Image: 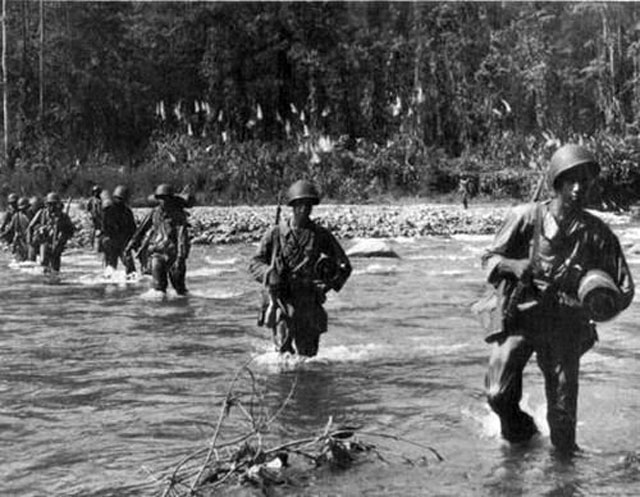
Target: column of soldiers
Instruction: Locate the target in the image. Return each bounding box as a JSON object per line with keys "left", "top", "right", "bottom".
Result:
{"left": 0, "top": 179, "right": 352, "bottom": 358}
{"left": 0, "top": 183, "right": 193, "bottom": 291}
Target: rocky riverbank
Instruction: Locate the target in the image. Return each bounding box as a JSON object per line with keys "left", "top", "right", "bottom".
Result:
{"left": 68, "top": 202, "right": 634, "bottom": 249}
{"left": 69, "top": 202, "right": 510, "bottom": 248}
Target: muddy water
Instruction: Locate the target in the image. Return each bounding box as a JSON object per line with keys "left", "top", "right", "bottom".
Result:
{"left": 1, "top": 221, "right": 639, "bottom": 496}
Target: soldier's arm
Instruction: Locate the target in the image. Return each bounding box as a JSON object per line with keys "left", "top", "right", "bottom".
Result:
{"left": 324, "top": 231, "right": 352, "bottom": 292}
{"left": 600, "top": 228, "right": 635, "bottom": 311}
{"left": 248, "top": 227, "right": 276, "bottom": 284}
{"left": 482, "top": 204, "right": 535, "bottom": 286}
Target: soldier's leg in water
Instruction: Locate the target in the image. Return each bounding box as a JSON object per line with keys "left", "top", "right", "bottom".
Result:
{"left": 485, "top": 335, "right": 537, "bottom": 443}
{"left": 28, "top": 243, "right": 38, "bottom": 262}
{"left": 536, "top": 336, "right": 581, "bottom": 453}
{"left": 151, "top": 254, "right": 168, "bottom": 292}
{"left": 104, "top": 247, "right": 118, "bottom": 270}
{"left": 39, "top": 243, "right": 50, "bottom": 269}
{"left": 121, "top": 248, "right": 136, "bottom": 275}
{"left": 272, "top": 303, "right": 294, "bottom": 354}
{"left": 169, "top": 258, "right": 187, "bottom": 295}
{"left": 292, "top": 301, "right": 325, "bottom": 357}
{"left": 50, "top": 250, "right": 62, "bottom": 272}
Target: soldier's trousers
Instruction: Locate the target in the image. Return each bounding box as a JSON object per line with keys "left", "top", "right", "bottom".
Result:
{"left": 39, "top": 243, "right": 62, "bottom": 272}
{"left": 151, "top": 253, "right": 187, "bottom": 295}
{"left": 485, "top": 317, "right": 596, "bottom": 452}
{"left": 273, "top": 291, "right": 328, "bottom": 357}
{"left": 104, "top": 245, "right": 135, "bottom": 274}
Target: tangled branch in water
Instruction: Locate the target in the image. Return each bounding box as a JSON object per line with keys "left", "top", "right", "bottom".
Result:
{"left": 153, "top": 361, "right": 443, "bottom": 496}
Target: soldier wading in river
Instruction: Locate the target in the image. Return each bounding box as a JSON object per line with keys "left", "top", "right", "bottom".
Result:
{"left": 480, "top": 144, "right": 634, "bottom": 453}
{"left": 86, "top": 185, "right": 103, "bottom": 252}
{"left": 126, "top": 184, "right": 190, "bottom": 295}
{"left": 101, "top": 185, "right": 137, "bottom": 276}
{"left": 249, "top": 180, "right": 352, "bottom": 357}
{"left": 27, "top": 192, "right": 75, "bottom": 273}
{"left": 2, "top": 197, "right": 32, "bottom": 261}
{"left": 1, "top": 193, "right": 19, "bottom": 240}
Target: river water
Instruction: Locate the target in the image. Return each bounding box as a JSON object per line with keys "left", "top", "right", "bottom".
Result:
{"left": 1, "top": 216, "right": 640, "bottom": 496}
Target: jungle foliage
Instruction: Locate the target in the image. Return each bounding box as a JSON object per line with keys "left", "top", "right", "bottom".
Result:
{"left": 2, "top": 2, "right": 640, "bottom": 205}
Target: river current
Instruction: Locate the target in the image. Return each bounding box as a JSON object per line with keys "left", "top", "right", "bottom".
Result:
{"left": 1, "top": 216, "right": 640, "bottom": 496}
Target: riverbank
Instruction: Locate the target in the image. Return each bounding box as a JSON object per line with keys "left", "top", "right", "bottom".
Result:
{"left": 68, "top": 202, "right": 510, "bottom": 248}
{"left": 67, "top": 201, "right": 634, "bottom": 249}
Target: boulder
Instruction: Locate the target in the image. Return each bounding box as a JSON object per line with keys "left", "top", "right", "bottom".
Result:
{"left": 346, "top": 238, "right": 399, "bottom": 258}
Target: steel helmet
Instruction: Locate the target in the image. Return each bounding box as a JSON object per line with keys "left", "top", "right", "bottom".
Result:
{"left": 17, "top": 197, "right": 29, "bottom": 210}
{"left": 112, "top": 185, "right": 129, "bottom": 201}
{"left": 286, "top": 180, "right": 320, "bottom": 206}
{"left": 578, "top": 269, "right": 622, "bottom": 322}
{"left": 154, "top": 183, "right": 175, "bottom": 198}
{"left": 29, "top": 196, "right": 43, "bottom": 210}
{"left": 548, "top": 144, "right": 599, "bottom": 190}
{"left": 91, "top": 185, "right": 101, "bottom": 195}
{"left": 7, "top": 193, "right": 18, "bottom": 204}
{"left": 45, "top": 192, "right": 61, "bottom": 204}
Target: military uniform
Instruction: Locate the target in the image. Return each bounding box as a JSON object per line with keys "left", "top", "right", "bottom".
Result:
{"left": 127, "top": 184, "right": 190, "bottom": 294}
{"left": 249, "top": 180, "right": 351, "bottom": 357}
{"left": 2, "top": 198, "right": 31, "bottom": 261}
{"left": 482, "top": 145, "right": 634, "bottom": 451}
{"left": 27, "top": 193, "right": 75, "bottom": 272}
{"left": 87, "top": 186, "right": 103, "bottom": 252}
{"left": 26, "top": 197, "right": 43, "bottom": 262}
{"left": 1, "top": 194, "right": 19, "bottom": 243}
{"left": 101, "top": 186, "right": 136, "bottom": 274}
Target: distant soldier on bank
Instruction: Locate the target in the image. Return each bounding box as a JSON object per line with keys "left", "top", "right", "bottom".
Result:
{"left": 101, "top": 185, "right": 137, "bottom": 276}
{"left": 249, "top": 180, "right": 352, "bottom": 357}
{"left": 2, "top": 197, "right": 31, "bottom": 261}
{"left": 86, "top": 185, "right": 103, "bottom": 252}
{"left": 126, "top": 184, "right": 190, "bottom": 295}
{"left": 458, "top": 175, "right": 472, "bottom": 209}
{"left": 27, "top": 192, "right": 76, "bottom": 273}
{"left": 1, "top": 193, "right": 19, "bottom": 243}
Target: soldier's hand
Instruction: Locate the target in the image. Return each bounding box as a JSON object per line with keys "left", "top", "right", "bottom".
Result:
{"left": 498, "top": 258, "right": 532, "bottom": 281}
{"left": 315, "top": 281, "right": 330, "bottom": 294}
{"left": 267, "top": 270, "right": 282, "bottom": 291}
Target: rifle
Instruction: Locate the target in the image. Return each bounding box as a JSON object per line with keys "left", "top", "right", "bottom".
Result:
{"left": 258, "top": 194, "right": 287, "bottom": 327}
{"left": 500, "top": 172, "right": 545, "bottom": 334}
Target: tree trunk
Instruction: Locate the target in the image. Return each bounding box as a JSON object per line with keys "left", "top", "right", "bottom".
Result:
{"left": 39, "top": 0, "right": 44, "bottom": 125}
{"left": 2, "top": 0, "right": 8, "bottom": 166}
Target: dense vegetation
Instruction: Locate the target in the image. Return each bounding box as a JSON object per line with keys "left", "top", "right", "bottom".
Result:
{"left": 1, "top": 2, "right": 640, "bottom": 206}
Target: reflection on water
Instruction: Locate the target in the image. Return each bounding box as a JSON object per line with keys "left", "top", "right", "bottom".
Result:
{"left": 1, "top": 224, "right": 639, "bottom": 496}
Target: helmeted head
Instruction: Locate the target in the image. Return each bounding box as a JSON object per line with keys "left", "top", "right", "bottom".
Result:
{"left": 286, "top": 180, "right": 321, "bottom": 206}
{"left": 17, "top": 197, "right": 29, "bottom": 210}
{"left": 91, "top": 185, "right": 101, "bottom": 197}
{"left": 29, "top": 196, "right": 43, "bottom": 211}
{"left": 100, "top": 189, "right": 113, "bottom": 209}
{"left": 45, "top": 191, "right": 61, "bottom": 208}
{"left": 7, "top": 193, "right": 18, "bottom": 206}
{"left": 548, "top": 144, "right": 599, "bottom": 191}
{"left": 154, "top": 183, "right": 175, "bottom": 199}
{"left": 112, "top": 185, "right": 129, "bottom": 202}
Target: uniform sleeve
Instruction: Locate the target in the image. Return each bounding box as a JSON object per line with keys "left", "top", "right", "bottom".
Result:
{"left": 248, "top": 227, "right": 277, "bottom": 284}
{"left": 598, "top": 227, "right": 635, "bottom": 311}
{"left": 177, "top": 213, "right": 190, "bottom": 259}
{"left": 324, "top": 231, "right": 351, "bottom": 292}
{"left": 482, "top": 204, "right": 533, "bottom": 286}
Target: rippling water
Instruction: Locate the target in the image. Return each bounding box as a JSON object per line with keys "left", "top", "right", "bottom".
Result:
{"left": 1, "top": 222, "right": 640, "bottom": 496}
